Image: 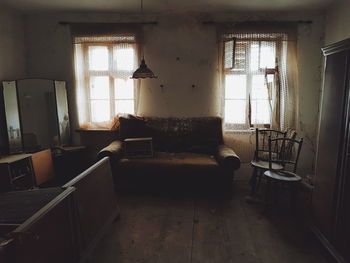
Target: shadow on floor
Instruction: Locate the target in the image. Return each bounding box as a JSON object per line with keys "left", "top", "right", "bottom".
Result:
{"left": 88, "top": 176, "right": 330, "bottom": 263}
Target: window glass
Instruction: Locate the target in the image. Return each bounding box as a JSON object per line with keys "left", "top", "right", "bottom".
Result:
{"left": 89, "top": 46, "right": 108, "bottom": 71}
{"left": 90, "top": 76, "right": 109, "bottom": 100}
{"left": 225, "top": 100, "right": 246, "bottom": 124}
{"left": 251, "top": 100, "right": 270, "bottom": 124}
{"left": 260, "top": 41, "right": 276, "bottom": 69}
{"left": 114, "top": 47, "right": 135, "bottom": 71}
{"left": 250, "top": 42, "right": 260, "bottom": 72}
{"left": 114, "top": 78, "right": 134, "bottom": 99}
{"left": 91, "top": 100, "right": 110, "bottom": 122}
{"left": 225, "top": 75, "right": 246, "bottom": 99}
{"left": 223, "top": 33, "right": 287, "bottom": 129}
{"left": 251, "top": 75, "right": 268, "bottom": 100}
{"left": 115, "top": 100, "right": 134, "bottom": 114}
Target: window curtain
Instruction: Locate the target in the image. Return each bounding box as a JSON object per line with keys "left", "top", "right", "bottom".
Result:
{"left": 219, "top": 22, "right": 298, "bottom": 131}
{"left": 70, "top": 23, "right": 141, "bottom": 129}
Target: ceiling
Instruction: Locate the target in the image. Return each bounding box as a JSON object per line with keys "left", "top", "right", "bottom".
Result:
{"left": 1, "top": 0, "right": 335, "bottom": 13}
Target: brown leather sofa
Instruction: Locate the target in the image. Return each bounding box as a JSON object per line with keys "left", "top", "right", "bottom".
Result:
{"left": 98, "top": 116, "right": 240, "bottom": 194}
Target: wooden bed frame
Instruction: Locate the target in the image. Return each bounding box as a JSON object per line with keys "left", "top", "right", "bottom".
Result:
{"left": 0, "top": 157, "right": 118, "bottom": 263}
{"left": 63, "top": 156, "right": 119, "bottom": 262}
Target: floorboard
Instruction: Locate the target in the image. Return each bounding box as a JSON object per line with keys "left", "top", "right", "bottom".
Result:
{"left": 89, "top": 176, "right": 329, "bottom": 263}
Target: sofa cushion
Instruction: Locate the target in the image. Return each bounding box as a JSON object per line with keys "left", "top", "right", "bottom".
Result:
{"left": 119, "top": 116, "right": 153, "bottom": 140}
{"left": 141, "top": 117, "right": 223, "bottom": 153}
{"left": 118, "top": 152, "right": 221, "bottom": 175}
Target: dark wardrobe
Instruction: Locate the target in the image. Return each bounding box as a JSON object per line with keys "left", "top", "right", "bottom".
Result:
{"left": 312, "top": 38, "right": 350, "bottom": 262}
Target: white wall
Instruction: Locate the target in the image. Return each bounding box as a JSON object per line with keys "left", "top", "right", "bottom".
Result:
{"left": 23, "top": 11, "right": 325, "bottom": 175}
{"left": 325, "top": 0, "right": 350, "bottom": 45}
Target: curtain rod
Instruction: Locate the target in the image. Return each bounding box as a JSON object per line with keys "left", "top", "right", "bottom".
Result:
{"left": 58, "top": 21, "right": 158, "bottom": 25}
{"left": 202, "top": 20, "right": 312, "bottom": 25}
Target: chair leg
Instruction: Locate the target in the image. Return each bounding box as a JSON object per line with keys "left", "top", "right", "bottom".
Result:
{"left": 250, "top": 167, "right": 258, "bottom": 196}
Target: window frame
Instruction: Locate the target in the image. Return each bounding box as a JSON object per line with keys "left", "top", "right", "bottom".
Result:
{"left": 223, "top": 35, "right": 284, "bottom": 131}
{"left": 79, "top": 41, "right": 137, "bottom": 123}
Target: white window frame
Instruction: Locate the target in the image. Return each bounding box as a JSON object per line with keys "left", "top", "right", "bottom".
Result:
{"left": 223, "top": 35, "right": 285, "bottom": 131}
{"left": 75, "top": 36, "right": 138, "bottom": 124}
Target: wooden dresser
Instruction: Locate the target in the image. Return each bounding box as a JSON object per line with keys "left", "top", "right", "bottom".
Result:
{"left": 0, "top": 154, "right": 36, "bottom": 193}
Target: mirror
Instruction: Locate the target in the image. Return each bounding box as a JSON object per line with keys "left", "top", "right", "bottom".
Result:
{"left": 2, "top": 79, "right": 70, "bottom": 153}
{"left": 17, "top": 79, "right": 59, "bottom": 151}
{"left": 55, "top": 81, "right": 70, "bottom": 146}
{"left": 3, "top": 81, "right": 22, "bottom": 153}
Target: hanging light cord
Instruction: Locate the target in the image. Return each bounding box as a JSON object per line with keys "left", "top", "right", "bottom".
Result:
{"left": 140, "top": 0, "right": 145, "bottom": 59}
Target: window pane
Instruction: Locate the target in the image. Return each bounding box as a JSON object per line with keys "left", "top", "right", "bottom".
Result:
{"left": 224, "top": 40, "right": 234, "bottom": 69}
{"left": 260, "top": 41, "right": 276, "bottom": 69}
{"left": 89, "top": 46, "right": 108, "bottom": 71}
{"left": 250, "top": 42, "right": 259, "bottom": 71}
{"left": 90, "top": 76, "right": 109, "bottom": 100}
{"left": 225, "top": 75, "right": 246, "bottom": 99}
{"left": 115, "top": 100, "right": 134, "bottom": 114}
{"left": 115, "top": 78, "right": 134, "bottom": 99}
{"left": 114, "top": 47, "right": 135, "bottom": 71}
{"left": 91, "top": 100, "right": 110, "bottom": 122}
{"left": 266, "top": 74, "right": 274, "bottom": 84}
{"left": 225, "top": 99, "right": 246, "bottom": 124}
{"left": 251, "top": 75, "right": 268, "bottom": 100}
{"left": 251, "top": 100, "right": 271, "bottom": 124}
{"left": 233, "top": 41, "right": 246, "bottom": 71}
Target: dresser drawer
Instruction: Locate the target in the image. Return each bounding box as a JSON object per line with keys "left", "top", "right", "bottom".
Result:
{"left": 0, "top": 155, "right": 35, "bottom": 192}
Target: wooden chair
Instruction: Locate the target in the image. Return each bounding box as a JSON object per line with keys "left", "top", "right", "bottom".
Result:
{"left": 264, "top": 136, "right": 303, "bottom": 208}
{"left": 250, "top": 128, "right": 286, "bottom": 196}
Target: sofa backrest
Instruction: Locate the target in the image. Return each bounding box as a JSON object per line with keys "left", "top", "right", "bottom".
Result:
{"left": 119, "top": 116, "right": 223, "bottom": 154}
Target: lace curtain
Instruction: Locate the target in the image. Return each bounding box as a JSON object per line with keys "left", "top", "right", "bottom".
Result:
{"left": 220, "top": 23, "right": 299, "bottom": 131}
{"left": 70, "top": 24, "right": 141, "bottom": 130}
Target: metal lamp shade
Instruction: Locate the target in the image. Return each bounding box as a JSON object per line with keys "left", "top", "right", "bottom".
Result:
{"left": 132, "top": 58, "right": 157, "bottom": 79}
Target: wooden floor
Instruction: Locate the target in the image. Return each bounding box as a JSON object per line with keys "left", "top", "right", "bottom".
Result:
{"left": 89, "top": 175, "right": 329, "bottom": 263}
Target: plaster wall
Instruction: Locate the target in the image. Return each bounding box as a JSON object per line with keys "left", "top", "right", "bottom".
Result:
{"left": 0, "top": 7, "right": 26, "bottom": 154}
{"left": 23, "top": 11, "right": 325, "bottom": 175}
{"left": 0, "top": 8, "right": 26, "bottom": 80}
{"left": 324, "top": 0, "right": 350, "bottom": 45}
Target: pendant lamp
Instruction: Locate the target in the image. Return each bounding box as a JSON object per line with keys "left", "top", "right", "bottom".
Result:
{"left": 131, "top": 0, "right": 157, "bottom": 79}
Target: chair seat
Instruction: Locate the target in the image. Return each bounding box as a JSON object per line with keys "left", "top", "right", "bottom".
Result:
{"left": 251, "top": 160, "right": 283, "bottom": 170}
{"left": 264, "top": 170, "right": 301, "bottom": 182}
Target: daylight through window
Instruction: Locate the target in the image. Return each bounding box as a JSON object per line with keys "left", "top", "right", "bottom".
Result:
{"left": 74, "top": 34, "right": 138, "bottom": 125}
{"left": 223, "top": 33, "right": 288, "bottom": 130}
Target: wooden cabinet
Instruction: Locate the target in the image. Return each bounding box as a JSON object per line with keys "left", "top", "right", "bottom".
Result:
{"left": 0, "top": 154, "right": 36, "bottom": 193}
{"left": 312, "top": 38, "right": 350, "bottom": 263}
{"left": 52, "top": 146, "right": 89, "bottom": 185}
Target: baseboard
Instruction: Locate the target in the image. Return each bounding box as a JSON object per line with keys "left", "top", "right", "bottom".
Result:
{"left": 310, "top": 224, "right": 346, "bottom": 263}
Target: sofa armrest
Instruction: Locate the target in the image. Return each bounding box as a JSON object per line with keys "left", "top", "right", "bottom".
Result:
{"left": 97, "top": 140, "right": 123, "bottom": 160}
{"left": 215, "top": 144, "right": 241, "bottom": 171}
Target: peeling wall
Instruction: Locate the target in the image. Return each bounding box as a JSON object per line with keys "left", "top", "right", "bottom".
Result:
{"left": 22, "top": 11, "right": 325, "bottom": 175}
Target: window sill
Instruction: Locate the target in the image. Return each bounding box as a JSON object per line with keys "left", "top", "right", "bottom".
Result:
{"left": 224, "top": 129, "right": 255, "bottom": 134}
{"left": 75, "top": 129, "right": 118, "bottom": 133}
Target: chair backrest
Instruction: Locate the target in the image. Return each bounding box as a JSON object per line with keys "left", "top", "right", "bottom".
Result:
{"left": 268, "top": 136, "right": 303, "bottom": 173}
{"left": 254, "top": 128, "right": 287, "bottom": 161}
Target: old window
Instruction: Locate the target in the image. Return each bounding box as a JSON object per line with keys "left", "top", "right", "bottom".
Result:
{"left": 74, "top": 34, "right": 138, "bottom": 126}
{"left": 222, "top": 32, "right": 289, "bottom": 130}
